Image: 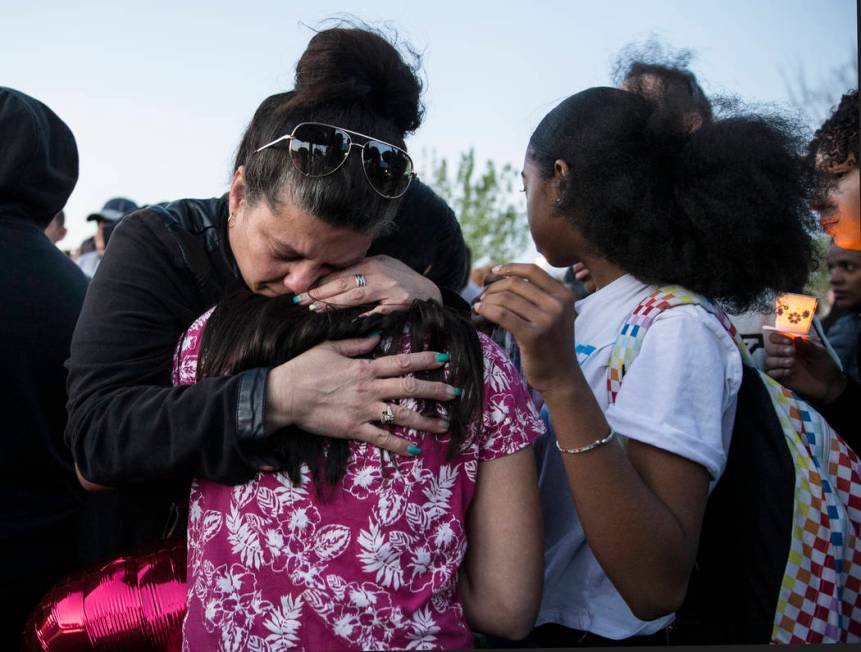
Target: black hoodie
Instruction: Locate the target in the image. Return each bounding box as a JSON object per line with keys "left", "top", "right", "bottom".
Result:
{"left": 0, "top": 87, "right": 88, "bottom": 642}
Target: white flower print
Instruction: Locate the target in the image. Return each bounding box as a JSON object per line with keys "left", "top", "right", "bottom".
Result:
{"left": 420, "top": 465, "right": 459, "bottom": 521}
{"left": 345, "top": 449, "right": 383, "bottom": 500}
{"left": 233, "top": 482, "right": 256, "bottom": 509}
{"left": 463, "top": 460, "right": 477, "bottom": 484}
{"left": 332, "top": 611, "right": 361, "bottom": 642}
{"left": 227, "top": 503, "right": 265, "bottom": 569}
{"left": 431, "top": 575, "right": 462, "bottom": 618}
{"left": 285, "top": 502, "right": 321, "bottom": 539}
{"left": 189, "top": 494, "right": 203, "bottom": 526}
{"left": 202, "top": 562, "right": 269, "bottom": 652}
{"left": 376, "top": 460, "right": 429, "bottom": 525}
{"left": 257, "top": 594, "right": 304, "bottom": 651}
{"left": 408, "top": 517, "right": 465, "bottom": 593}
{"left": 483, "top": 344, "right": 510, "bottom": 394}
{"left": 264, "top": 466, "right": 311, "bottom": 518}
{"left": 305, "top": 581, "right": 404, "bottom": 649}
{"left": 406, "top": 606, "right": 441, "bottom": 650}
{"left": 357, "top": 520, "right": 406, "bottom": 589}
{"left": 314, "top": 524, "right": 352, "bottom": 561}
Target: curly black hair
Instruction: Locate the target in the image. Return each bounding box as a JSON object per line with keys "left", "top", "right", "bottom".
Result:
{"left": 528, "top": 86, "right": 817, "bottom": 313}
{"left": 612, "top": 40, "right": 713, "bottom": 128}
{"left": 810, "top": 89, "right": 858, "bottom": 170}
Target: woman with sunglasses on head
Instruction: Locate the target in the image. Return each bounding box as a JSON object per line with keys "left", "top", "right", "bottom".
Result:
{"left": 65, "top": 27, "right": 471, "bottom": 554}
{"left": 476, "top": 80, "right": 815, "bottom": 645}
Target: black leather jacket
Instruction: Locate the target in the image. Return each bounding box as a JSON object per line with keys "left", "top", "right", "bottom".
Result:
{"left": 66, "top": 189, "right": 469, "bottom": 487}
{"left": 66, "top": 195, "right": 270, "bottom": 485}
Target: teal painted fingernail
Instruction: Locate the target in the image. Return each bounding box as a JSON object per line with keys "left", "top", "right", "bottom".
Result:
{"left": 407, "top": 445, "right": 422, "bottom": 455}
{"left": 435, "top": 353, "right": 450, "bottom": 363}
{"left": 292, "top": 295, "right": 301, "bottom": 304}
{"left": 450, "top": 386, "right": 463, "bottom": 397}
{"left": 368, "top": 330, "right": 384, "bottom": 338}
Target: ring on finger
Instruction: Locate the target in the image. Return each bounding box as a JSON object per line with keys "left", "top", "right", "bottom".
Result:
{"left": 380, "top": 403, "right": 396, "bottom": 426}
{"left": 355, "top": 273, "right": 368, "bottom": 288}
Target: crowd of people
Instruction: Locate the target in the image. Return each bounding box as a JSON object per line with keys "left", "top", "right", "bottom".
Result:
{"left": 1, "top": 22, "right": 859, "bottom": 651}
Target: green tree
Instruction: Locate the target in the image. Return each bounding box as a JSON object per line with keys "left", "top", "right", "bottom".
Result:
{"left": 805, "top": 233, "right": 834, "bottom": 316}
{"left": 425, "top": 149, "right": 529, "bottom": 266}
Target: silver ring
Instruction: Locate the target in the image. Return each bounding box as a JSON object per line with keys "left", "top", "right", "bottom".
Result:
{"left": 354, "top": 273, "right": 367, "bottom": 288}
{"left": 380, "top": 404, "right": 396, "bottom": 425}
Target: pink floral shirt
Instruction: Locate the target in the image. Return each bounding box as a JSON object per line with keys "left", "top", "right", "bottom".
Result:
{"left": 174, "top": 308, "right": 544, "bottom": 651}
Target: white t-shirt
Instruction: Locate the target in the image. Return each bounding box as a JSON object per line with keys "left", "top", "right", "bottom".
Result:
{"left": 535, "top": 273, "right": 743, "bottom": 639}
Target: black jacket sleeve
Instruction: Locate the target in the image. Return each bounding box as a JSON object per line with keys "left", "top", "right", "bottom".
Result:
{"left": 65, "top": 213, "right": 266, "bottom": 486}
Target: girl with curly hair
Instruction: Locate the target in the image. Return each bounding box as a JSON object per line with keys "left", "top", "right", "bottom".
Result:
{"left": 476, "top": 81, "right": 816, "bottom": 645}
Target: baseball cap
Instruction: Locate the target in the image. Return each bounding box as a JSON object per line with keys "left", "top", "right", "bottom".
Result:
{"left": 86, "top": 197, "right": 138, "bottom": 223}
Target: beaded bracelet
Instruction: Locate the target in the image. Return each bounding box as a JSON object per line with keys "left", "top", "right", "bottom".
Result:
{"left": 555, "top": 427, "right": 616, "bottom": 455}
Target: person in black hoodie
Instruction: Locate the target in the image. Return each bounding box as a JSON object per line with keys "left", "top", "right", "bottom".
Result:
{"left": 0, "top": 87, "right": 88, "bottom": 644}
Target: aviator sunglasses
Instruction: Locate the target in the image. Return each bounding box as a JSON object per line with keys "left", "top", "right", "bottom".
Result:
{"left": 255, "top": 122, "right": 416, "bottom": 199}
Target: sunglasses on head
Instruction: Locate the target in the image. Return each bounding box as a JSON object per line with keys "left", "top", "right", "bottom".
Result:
{"left": 254, "top": 122, "right": 416, "bottom": 199}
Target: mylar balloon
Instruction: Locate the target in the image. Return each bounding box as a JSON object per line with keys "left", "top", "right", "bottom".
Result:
{"left": 21, "top": 540, "right": 187, "bottom": 651}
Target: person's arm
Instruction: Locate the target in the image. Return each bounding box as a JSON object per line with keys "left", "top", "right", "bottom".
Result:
{"left": 477, "top": 264, "right": 726, "bottom": 620}
{"left": 66, "top": 213, "right": 265, "bottom": 486}
{"left": 459, "top": 448, "right": 543, "bottom": 639}
{"left": 69, "top": 212, "right": 462, "bottom": 488}
{"left": 541, "top": 384, "right": 710, "bottom": 619}
{"left": 764, "top": 331, "right": 859, "bottom": 447}
{"left": 457, "top": 334, "right": 545, "bottom": 638}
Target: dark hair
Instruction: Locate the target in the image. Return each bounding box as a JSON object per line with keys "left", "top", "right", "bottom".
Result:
{"left": 528, "top": 85, "right": 817, "bottom": 313}
{"left": 234, "top": 26, "right": 424, "bottom": 234}
{"left": 198, "top": 292, "right": 483, "bottom": 487}
{"left": 811, "top": 89, "right": 859, "bottom": 170}
{"left": 612, "top": 42, "right": 713, "bottom": 128}
{"left": 367, "top": 178, "right": 470, "bottom": 292}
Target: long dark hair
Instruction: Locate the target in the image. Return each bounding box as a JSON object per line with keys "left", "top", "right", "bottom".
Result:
{"left": 528, "top": 84, "right": 817, "bottom": 313}
{"left": 197, "top": 292, "right": 484, "bottom": 487}
{"left": 234, "top": 26, "right": 424, "bottom": 235}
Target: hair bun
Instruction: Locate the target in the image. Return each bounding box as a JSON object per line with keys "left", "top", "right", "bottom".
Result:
{"left": 291, "top": 27, "right": 424, "bottom": 134}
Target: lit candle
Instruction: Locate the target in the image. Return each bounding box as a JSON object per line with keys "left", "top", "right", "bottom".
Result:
{"left": 766, "top": 292, "right": 818, "bottom": 337}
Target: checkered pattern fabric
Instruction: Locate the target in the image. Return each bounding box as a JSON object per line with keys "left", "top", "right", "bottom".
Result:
{"left": 607, "top": 287, "right": 861, "bottom": 644}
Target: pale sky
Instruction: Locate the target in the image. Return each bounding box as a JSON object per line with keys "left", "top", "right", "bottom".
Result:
{"left": 3, "top": 0, "right": 857, "bottom": 255}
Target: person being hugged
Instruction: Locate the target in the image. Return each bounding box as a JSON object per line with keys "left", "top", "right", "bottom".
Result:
{"left": 476, "top": 83, "right": 815, "bottom": 644}
{"left": 174, "top": 25, "right": 544, "bottom": 652}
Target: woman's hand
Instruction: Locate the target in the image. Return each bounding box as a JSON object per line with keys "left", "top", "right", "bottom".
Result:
{"left": 764, "top": 331, "right": 847, "bottom": 404}
{"left": 474, "top": 263, "right": 577, "bottom": 394}
{"left": 265, "top": 334, "right": 458, "bottom": 456}
{"left": 295, "top": 255, "right": 442, "bottom": 315}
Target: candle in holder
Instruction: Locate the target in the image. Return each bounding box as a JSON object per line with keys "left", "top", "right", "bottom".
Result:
{"left": 768, "top": 292, "right": 818, "bottom": 336}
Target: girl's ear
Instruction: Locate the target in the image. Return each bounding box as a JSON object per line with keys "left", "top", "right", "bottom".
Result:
{"left": 554, "top": 159, "right": 570, "bottom": 203}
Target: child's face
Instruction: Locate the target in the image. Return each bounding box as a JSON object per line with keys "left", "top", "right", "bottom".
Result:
{"left": 827, "top": 242, "right": 861, "bottom": 312}
{"left": 521, "top": 156, "right": 580, "bottom": 267}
